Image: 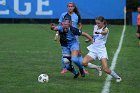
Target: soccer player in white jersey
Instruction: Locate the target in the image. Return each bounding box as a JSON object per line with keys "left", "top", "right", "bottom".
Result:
{"left": 82, "top": 16, "right": 122, "bottom": 82}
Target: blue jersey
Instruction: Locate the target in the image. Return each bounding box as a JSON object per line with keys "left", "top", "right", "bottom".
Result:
{"left": 58, "top": 12, "right": 81, "bottom": 28}
{"left": 57, "top": 26, "right": 82, "bottom": 47}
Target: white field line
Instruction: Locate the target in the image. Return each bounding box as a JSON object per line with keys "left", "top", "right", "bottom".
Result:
{"left": 101, "top": 12, "right": 126, "bottom": 93}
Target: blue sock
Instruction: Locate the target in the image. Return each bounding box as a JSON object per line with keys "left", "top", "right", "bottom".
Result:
{"left": 78, "top": 55, "right": 85, "bottom": 69}
{"left": 71, "top": 56, "right": 83, "bottom": 69}
{"left": 61, "top": 56, "right": 66, "bottom": 69}
{"left": 65, "top": 64, "right": 77, "bottom": 75}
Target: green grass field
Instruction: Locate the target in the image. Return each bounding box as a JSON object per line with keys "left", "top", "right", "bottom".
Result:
{"left": 0, "top": 24, "right": 139, "bottom": 93}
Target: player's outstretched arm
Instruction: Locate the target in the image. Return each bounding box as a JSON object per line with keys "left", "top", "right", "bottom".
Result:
{"left": 95, "top": 28, "right": 108, "bottom": 35}
{"left": 50, "top": 23, "right": 58, "bottom": 31}
{"left": 81, "top": 32, "right": 93, "bottom": 42}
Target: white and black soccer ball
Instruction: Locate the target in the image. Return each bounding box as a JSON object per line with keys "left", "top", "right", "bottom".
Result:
{"left": 38, "top": 74, "right": 49, "bottom": 83}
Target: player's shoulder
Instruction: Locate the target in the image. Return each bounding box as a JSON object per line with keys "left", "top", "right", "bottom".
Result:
{"left": 72, "top": 12, "right": 78, "bottom": 16}
{"left": 104, "top": 26, "right": 109, "bottom": 30}
{"left": 56, "top": 26, "right": 63, "bottom": 30}
{"left": 94, "top": 25, "right": 98, "bottom": 28}
{"left": 72, "top": 12, "right": 80, "bottom": 18}
{"left": 103, "top": 26, "right": 109, "bottom": 33}
{"left": 61, "top": 12, "right": 68, "bottom": 16}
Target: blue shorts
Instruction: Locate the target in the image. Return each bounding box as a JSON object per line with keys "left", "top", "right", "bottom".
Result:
{"left": 62, "top": 42, "right": 80, "bottom": 56}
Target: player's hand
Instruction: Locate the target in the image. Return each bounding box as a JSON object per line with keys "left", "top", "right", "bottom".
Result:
{"left": 50, "top": 23, "right": 55, "bottom": 26}
{"left": 50, "top": 23, "right": 55, "bottom": 30}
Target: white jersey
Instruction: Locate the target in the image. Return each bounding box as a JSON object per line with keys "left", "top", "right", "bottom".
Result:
{"left": 87, "top": 25, "right": 109, "bottom": 53}
{"left": 93, "top": 25, "right": 109, "bottom": 46}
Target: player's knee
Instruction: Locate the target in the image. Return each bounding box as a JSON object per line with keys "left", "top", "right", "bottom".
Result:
{"left": 82, "top": 58, "right": 89, "bottom": 66}
{"left": 63, "top": 56, "right": 71, "bottom": 64}
{"left": 82, "top": 61, "right": 88, "bottom": 66}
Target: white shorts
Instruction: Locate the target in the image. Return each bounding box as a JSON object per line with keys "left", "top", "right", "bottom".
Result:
{"left": 87, "top": 45, "right": 108, "bottom": 60}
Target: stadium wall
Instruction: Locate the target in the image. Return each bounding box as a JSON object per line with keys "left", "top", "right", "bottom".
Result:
{"left": 132, "top": 12, "right": 137, "bottom": 26}
{"left": 0, "top": 0, "right": 126, "bottom": 24}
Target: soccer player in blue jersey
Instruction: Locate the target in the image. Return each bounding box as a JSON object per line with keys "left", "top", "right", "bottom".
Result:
{"left": 51, "top": 19, "right": 92, "bottom": 78}
{"left": 55, "top": 2, "right": 89, "bottom": 74}
{"left": 58, "top": 2, "right": 82, "bottom": 29}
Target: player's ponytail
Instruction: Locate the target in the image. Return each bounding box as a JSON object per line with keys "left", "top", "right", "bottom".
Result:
{"left": 73, "top": 5, "right": 80, "bottom": 15}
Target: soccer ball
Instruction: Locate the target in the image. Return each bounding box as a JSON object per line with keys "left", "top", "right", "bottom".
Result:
{"left": 38, "top": 74, "right": 49, "bottom": 83}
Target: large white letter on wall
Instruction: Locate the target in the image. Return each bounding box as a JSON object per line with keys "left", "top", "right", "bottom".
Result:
{"left": 14, "top": 0, "right": 31, "bottom": 15}
{"left": 36, "top": 0, "right": 53, "bottom": 15}
{"left": 0, "top": 0, "right": 9, "bottom": 15}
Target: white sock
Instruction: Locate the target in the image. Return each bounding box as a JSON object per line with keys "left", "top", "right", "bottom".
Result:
{"left": 87, "top": 63, "right": 98, "bottom": 69}
{"left": 110, "top": 71, "right": 120, "bottom": 79}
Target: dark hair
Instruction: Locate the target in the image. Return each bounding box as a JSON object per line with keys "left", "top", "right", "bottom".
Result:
{"left": 95, "top": 16, "right": 107, "bottom": 25}
{"left": 62, "top": 18, "right": 71, "bottom": 25}
{"left": 67, "top": 2, "right": 81, "bottom": 17}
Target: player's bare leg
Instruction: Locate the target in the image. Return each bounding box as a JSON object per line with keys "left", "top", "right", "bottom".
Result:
{"left": 101, "top": 58, "right": 122, "bottom": 82}
{"left": 82, "top": 55, "right": 102, "bottom": 76}
{"left": 71, "top": 50, "right": 85, "bottom": 77}
{"left": 78, "top": 50, "right": 89, "bottom": 74}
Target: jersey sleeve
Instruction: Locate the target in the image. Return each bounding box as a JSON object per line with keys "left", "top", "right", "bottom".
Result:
{"left": 58, "top": 12, "right": 67, "bottom": 23}
{"left": 77, "top": 14, "right": 82, "bottom": 23}
{"left": 56, "top": 26, "right": 63, "bottom": 32}
{"left": 58, "top": 14, "right": 63, "bottom": 23}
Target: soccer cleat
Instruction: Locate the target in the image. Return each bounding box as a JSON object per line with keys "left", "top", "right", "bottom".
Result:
{"left": 60, "top": 69, "right": 67, "bottom": 74}
{"left": 73, "top": 72, "right": 79, "bottom": 78}
{"left": 96, "top": 66, "right": 102, "bottom": 76}
{"left": 79, "top": 69, "right": 85, "bottom": 77}
{"left": 116, "top": 77, "right": 122, "bottom": 82}
{"left": 83, "top": 69, "right": 89, "bottom": 74}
